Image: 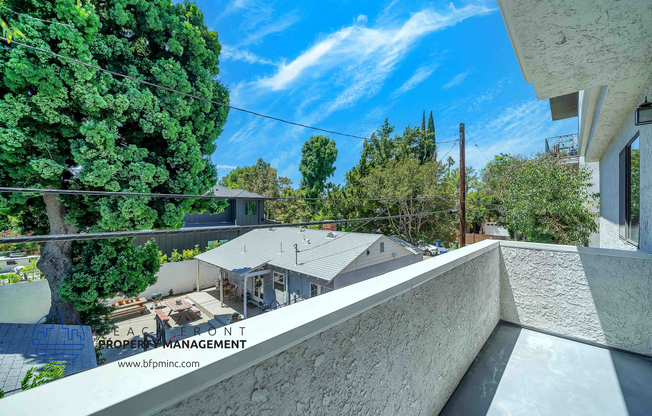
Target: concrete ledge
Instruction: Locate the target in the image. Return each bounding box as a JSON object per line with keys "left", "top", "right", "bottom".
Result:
{"left": 1, "top": 240, "right": 500, "bottom": 416}
{"left": 499, "top": 240, "right": 652, "bottom": 260}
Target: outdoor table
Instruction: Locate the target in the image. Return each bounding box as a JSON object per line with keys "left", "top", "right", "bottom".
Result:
{"left": 164, "top": 298, "right": 194, "bottom": 324}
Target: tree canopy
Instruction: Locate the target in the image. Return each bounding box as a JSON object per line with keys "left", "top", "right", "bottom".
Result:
{"left": 299, "top": 135, "right": 338, "bottom": 200}
{"left": 0, "top": 0, "right": 229, "bottom": 327}
{"left": 483, "top": 153, "right": 598, "bottom": 245}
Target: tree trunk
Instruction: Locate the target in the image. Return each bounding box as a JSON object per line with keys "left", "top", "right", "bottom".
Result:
{"left": 37, "top": 194, "right": 80, "bottom": 324}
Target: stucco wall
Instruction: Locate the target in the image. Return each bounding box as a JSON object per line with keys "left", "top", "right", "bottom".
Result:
{"left": 108, "top": 260, "right": 218, "bottom": 302}
{"left": 598, "top": 77, "right": 651, "bottom": 253}
{"left": 0, "top": 279, "right": 50, "bottom": 324}
{"left": 156, "top": 247, "right": 500, "bottom": 416}
{"left": 500, "top": 243, "right": 652, "bottom": 356}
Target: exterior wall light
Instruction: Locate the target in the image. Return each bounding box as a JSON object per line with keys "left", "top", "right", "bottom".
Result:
{"left": 635, "top": 96, "right": 652, "bottom": 125}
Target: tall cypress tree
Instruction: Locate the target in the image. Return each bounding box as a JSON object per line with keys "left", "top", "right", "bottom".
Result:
{"left": 421, "top": 110, "right": 426, "bottom": 131}
{"left": 428, "top": 111, "right": 437, "bottom": 161}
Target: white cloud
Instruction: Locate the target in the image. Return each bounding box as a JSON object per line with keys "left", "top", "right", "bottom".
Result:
{"left": 357, "top": 14, "right": 368, "bottom": 24}
{"left": 442, "top": 70, "right": 470, "bottom": 89}
{"left": 239, "top": 10, "right": 301, "bottom": 46}
{"left": 221, "top": 46, "right": 276, "bottom": 66}
{"left": 216, "top": 164, "right": 238, "bottom": 170}
{"left": 391, "top": 63, "right": 440, "bottom": 98}
{"left": 248, "top": 3, "right": 491, "bottom": 128}
{"left": 256, "top": 5, "right": 490, "bottom": 92}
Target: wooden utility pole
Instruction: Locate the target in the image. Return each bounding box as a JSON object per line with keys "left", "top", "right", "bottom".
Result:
{"left": 459, "top": 123, "right": 466, "bottom": 248}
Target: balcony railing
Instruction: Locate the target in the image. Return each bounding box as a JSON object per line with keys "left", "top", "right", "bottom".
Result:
{"left": 545, "top": 134, "right": 579, "bottom": 164}
{"left": 2, "top": 240, "right": 651, "bottom": 415}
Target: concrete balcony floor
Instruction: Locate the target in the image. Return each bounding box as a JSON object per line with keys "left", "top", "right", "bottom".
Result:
{"left": 441, "top": 322, "right": 652, "bottom": 416}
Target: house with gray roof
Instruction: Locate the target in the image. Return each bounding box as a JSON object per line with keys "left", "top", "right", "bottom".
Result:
{"left": 195, "top": 227, "right": 423, "bottom": 315}
{"left": 133, "top": 185, "right": 267, "bottom": 256}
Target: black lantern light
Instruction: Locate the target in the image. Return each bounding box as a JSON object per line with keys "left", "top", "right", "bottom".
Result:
{"left": 635, "top": 96, "right": 652, "bottom": 125}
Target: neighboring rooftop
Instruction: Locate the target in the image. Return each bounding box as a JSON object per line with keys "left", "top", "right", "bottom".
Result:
{"left": 196, "top": 228, "right": 403, "bottom": 281}
{"left": 210, "top": 185, "right": 266, "bottom": 200}
{"left": 0, "top": 323, "right": 96, "bottom": 396}
{"left": 386, "top": 235, "right": 424, "bottom": 255}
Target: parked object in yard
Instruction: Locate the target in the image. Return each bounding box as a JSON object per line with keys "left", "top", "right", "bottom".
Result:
{"left": 416, "top": 240, "right": 441, "bottom": 256}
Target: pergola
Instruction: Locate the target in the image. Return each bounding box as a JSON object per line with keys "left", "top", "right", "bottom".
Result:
{"left": 196, "top": 259, "right": 270, "bottom": 319}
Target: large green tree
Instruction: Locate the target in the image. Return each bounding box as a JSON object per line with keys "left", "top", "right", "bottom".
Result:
{"left": 299, "top": 135, "right": 338, "bottom": 200}
{"left": 484, "top": 153, "right": 598, "bottom": 245}
{"left": 0, "top": 0, "right": 228, "bottom": 325}
{"left": 357, "top": 158, "right": 456, "bottom": 243}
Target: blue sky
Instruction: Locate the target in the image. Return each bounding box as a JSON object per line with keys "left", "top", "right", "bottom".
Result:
{"left": 191, "top": 0, "right": 577, "bottom": 185}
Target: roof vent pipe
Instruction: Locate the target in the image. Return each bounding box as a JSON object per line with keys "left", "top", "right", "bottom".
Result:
{"left": 243, "top": 245, "right": 246, "bottom": 253}
{"left": 280, "top": 242, "right": 283, "bottom": 253}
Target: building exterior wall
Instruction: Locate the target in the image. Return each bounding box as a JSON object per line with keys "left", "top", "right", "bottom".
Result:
{"left": 338, "top": 237, "right": 410, "bottom": 274}
{"left": 500, "top": 242, "right": 652, "bottom": 356}
{"left": 333, "top": 253, "right": 421, "bottom": 290}
{"left": 0, "top": 279, "right": 50, "bottom": 324}
{"left": 0, "top": 255, "right": 39, "bottom": 274}
{"left": 598, "top": 79, "right": 651, "bottom": 253}
{"left": 132, "top": 229, "right": 242, "bottom": 257}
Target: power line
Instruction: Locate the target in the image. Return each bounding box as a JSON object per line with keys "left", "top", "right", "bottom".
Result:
{"left": 300, "top": 139, "right": 459, "bottom": 254}
{"left": 0, "top": 210, "right": 460, "bottom": 244}
{"left": 0, "top": 186, "right": 464, "bottom": 203}
{"left": 0, "top": 37, "right": 370, "bottom": 141}
{"left": 465, "top": 129, "right": 491, "bottom": 163}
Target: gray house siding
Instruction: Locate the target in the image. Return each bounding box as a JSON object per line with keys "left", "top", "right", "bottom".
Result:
{"left": 184, "top": 201, "right": 234, "bottom": 225}
{"left": 133, "top": 199, "right": 265, "bottom": 256}
{"left": 333, "top": 254, "right": 422, "bottom": 290}
{"left": 133, "top": 230, "right": 243, "bottom": 257}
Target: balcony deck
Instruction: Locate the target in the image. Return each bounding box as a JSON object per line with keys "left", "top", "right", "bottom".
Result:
{"left": 442, "top": 322, "right": 652, "bottom": 416}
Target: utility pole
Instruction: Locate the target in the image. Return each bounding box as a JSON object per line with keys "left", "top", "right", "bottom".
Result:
{"left": 459, "top": 123, "right": 466, "bottom": 248}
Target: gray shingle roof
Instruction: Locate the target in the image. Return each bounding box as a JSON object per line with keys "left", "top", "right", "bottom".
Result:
{"left": 210, "top": 185, "right": 266, "bottom": 200}
{"left": 195, "top": 228, "right": 383, "bottom": 281}
{"left": 386, "top": 236, "right": 424, "bottom": 255}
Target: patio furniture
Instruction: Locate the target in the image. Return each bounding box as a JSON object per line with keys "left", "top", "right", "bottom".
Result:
{"left": 155, "top": 309, "right": 172, "bottom": 327}
{"left": 190, "top": 306, "right": 202, "bottom": 318}
{"left": 151, "top": 292, "right": 163, "bottom": 308}
{"left": 108, "top": 297, "right": 148, "bottom": 322}
{"left": 143, "top": 315, "right": 167, "bottom": 351}
{"left": 164, "top": 298, "right": 194, "bottom": 324}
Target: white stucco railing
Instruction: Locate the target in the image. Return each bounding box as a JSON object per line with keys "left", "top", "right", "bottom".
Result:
{"left": 2, "top": 240, "right": 651, "bottom": 415}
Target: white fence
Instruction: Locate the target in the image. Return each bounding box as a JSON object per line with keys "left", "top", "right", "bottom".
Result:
{"left": 109, "top": 259, "right": 220, "bottom": 302}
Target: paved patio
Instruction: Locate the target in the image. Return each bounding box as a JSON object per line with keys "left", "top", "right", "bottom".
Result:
{"left": 100, "top": 291, "right": 264, "bottom": 364}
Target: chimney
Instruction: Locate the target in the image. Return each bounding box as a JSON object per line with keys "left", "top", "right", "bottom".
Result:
{"left": 323, "top": 223, "right": 337, "bottom": 232}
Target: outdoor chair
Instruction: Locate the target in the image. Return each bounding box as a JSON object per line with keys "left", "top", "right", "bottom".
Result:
{"left": 143, "top": 315, "right": 166, "bottom": 351}
{"left": 151, "top": 292, "right": 163, "bottom": 308}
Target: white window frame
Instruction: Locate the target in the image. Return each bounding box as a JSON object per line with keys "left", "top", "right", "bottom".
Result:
{"left": 310, "top": 283, "right": 328, "bottom": 298}
{"left": 273, "top": 271, "right": 285, "bottom": 293}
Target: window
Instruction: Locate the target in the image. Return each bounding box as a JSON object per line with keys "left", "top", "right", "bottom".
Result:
{"left": 273, "top": 272, "right": 285, "bottom": 292}
{"left": 245, "top": 201, "right": 257, "bottom": 216}
{"left": 619, "top": 134, "right": 640, "bottom": 246}
{"left": 218, "top": 239, "right": 229, "bottom": 245}
{"left": 380, "top": 242, "right": 384, "bottom": 252}
{"left": 310, "top": 283, "right": 328, "bottom": 298}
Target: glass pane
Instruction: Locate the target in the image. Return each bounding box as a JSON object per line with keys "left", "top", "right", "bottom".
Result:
{"left": 630, "top": 138, "right": 640, "bottom": 244}
{"left": 619, "top": 149, "right": 626, "bottom": 238}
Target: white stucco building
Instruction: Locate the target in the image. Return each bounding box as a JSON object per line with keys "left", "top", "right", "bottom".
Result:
{"left": 498, "top": 0, "right": 652, "bottom": 253}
